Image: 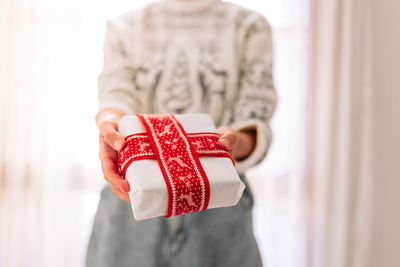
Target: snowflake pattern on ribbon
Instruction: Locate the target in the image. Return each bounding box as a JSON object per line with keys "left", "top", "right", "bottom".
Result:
{"left": 118, "top": 133, "right": 234, "bottom": 177}
{"left": 118, "top": 114, "right": 233, "bottom": 218}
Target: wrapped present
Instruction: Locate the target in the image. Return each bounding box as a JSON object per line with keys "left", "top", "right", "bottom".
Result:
{"left": 118, "top": 114, "right": 245, "bottom": 220}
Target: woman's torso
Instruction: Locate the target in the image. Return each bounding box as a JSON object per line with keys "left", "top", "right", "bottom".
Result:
{"left": 115, "top": 0, "right": 253, "bottom": 127}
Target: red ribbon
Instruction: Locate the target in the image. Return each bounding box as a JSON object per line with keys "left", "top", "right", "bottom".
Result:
{"left": 117, "top": 114, "right": 233, "bottom": 217}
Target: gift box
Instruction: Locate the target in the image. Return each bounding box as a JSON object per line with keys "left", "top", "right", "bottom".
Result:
{"left": 118, "top": 113, "right": 245, "bottom": 220}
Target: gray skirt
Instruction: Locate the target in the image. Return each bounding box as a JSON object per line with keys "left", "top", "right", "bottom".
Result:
{"left": 86, "top": 176, "right": 262, "bottom": 267}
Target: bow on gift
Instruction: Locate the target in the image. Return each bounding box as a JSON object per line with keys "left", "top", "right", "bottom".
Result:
{"left": 118, "top": 114, "right": 234, "bottom": 218}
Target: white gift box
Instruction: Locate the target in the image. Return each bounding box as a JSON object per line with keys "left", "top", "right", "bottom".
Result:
{"left": 118, "top": 114, "right": 245, "bottom": 220}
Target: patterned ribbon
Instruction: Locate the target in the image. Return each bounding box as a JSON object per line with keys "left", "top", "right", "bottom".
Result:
{"left": 117, "top": 114, "right": 233, "bottom": 217}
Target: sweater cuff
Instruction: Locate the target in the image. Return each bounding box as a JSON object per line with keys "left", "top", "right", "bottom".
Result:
{"left": 230, "top": 119, "right": 271, "bottom": 174}
{"left": 98, "top": 97, "right": 136, "bottom": 116}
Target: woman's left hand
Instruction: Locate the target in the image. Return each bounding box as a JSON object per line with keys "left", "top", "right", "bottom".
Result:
{"left": 217, "top": 126, "right": 256, "bottom": 160}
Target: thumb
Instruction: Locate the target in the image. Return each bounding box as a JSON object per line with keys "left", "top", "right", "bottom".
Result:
{"left": 100, "top": 121, "right": 125, "bottom": 151}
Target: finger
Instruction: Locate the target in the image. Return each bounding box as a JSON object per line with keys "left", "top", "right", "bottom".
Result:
{"left": 99, "top": 139, "right": 130, "bottom": 192}
{"left": 99, "top": 136, "right": 117, "bottom": 162}
{"left": 101, "top": 157, "right": 131, "bottom": 192}
{"left": 216, "top": 126, "right": 231, "bottom": 136}
{"left": 217, "top": 127, "right": 237, "bottom": 150}
{"left": 111, "top": 185, "right": 131, "bottom": 203}
{"left": 218, "top": 132, "right": 237, "bottom": 151}
{"left": 100, "top": 121, "right": 125, "bottom": 151}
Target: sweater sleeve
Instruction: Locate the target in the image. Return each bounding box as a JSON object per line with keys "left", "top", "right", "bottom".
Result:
{"left": 230, "top": 14, "right": 277, "bottom": 174}
{"left": 98, "top": 18, "right": 142, "bottom": 115}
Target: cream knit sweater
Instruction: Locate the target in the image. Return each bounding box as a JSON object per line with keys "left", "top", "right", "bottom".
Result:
{"left": 98, "top": 0, "right": 277, "bottom": 173}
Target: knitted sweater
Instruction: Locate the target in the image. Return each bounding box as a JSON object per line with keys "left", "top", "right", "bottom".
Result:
{"left": 98, "top": 0, "right": 277, "bottom": 173}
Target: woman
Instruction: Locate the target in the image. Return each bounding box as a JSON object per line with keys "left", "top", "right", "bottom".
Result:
{"left": 87, "top": 0, "right": 276, "bottom": 266}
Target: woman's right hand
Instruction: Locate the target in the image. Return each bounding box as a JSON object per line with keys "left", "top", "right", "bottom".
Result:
{"left": 97, "top": 112, "right": 131, "bottom": 202}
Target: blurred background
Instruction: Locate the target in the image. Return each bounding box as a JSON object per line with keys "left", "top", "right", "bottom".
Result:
{"left": 0, "top": 0, "right": 399, "bottom": 267}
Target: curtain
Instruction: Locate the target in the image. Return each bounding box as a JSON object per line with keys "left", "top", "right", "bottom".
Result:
{"left": 0, "top": 0, "right": 311, "bottom": 266}
{"left": 0, "top": 0, "right": 137, "bottom": 266}
{"left": 307, "top": 0, "right": 374, "bottom": 266}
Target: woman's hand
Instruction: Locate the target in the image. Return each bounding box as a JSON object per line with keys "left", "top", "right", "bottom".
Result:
{"left": 217, "top": 126, "right": 256, "bottom": 160}
{"left": 97, "top": 110, "right": 130, "bottom": 202}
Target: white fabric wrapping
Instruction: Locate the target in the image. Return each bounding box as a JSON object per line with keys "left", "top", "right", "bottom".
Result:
{"left": 118, "top": 114, "right": 245, "bottom": 220}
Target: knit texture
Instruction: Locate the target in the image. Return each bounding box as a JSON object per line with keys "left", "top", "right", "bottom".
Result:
{"left": 98, "top": 0, "right": 277, "bottom": 172}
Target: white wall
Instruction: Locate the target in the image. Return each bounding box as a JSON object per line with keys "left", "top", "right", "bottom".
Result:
{"left": 369, "top": 0, "right": 400, "bottom": 266}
